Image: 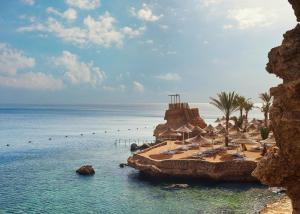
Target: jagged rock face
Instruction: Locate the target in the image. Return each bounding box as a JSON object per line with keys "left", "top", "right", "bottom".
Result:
{"left": 289, "top": 0, "right": 300, "bottom": 21}
{"left": 253, "top": 1, "right": 300, "bottom": 213}
{"left": 153, "top": 107, "right": 206, "bottom": 138}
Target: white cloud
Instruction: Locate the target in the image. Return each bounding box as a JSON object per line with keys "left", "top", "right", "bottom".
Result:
{"left": 22, "top": 0, "right": 34, "bottom": 5}
{"left": 133, "top": 81, "right": 144, "bottom": 93}
{"left": 0, "top": 43, "right": 35, "bottom": 75}
{"left": 103, "top": 84, "right": 126, "bottom": 92}
{"left": 47, "top": 7, "right": 77, "bottom": 21}
{"left": 156, "top": 73, "right": 181, "bottom": 81}
{"left": 200, "top": 0, "right": 223, "bottom": 7}
{"left": 0, "top": 72, "right": 64, "bottom": 91}
{"left": 18, "top": 12, "right": 144, "bottom": 47}
{"left": 0, "top": 43, "right": 63, "bottom": 91}
{"left": 53, "top": 50, "right": 105, "bottom": 86}
{"left": 65, "top": 0, "right": 100, "bottom": 10}
{"left": 130, "top": 4, "right": 163, "bottom": 22}
{"left": 197, "top": 0, "right": 295, "bottom": 30}
{"left": 227, "top": 7, "right": 275, "bottom": 29}
{"left": 122, "top": 26, "right": 146, "bottom": 38}
{"left": 160, "top": 25, "right": 169, "bottom": 30}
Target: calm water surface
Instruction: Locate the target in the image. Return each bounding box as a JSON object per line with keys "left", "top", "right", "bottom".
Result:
{"left": 0, "top": 104, "right": 278, "bottom": 214}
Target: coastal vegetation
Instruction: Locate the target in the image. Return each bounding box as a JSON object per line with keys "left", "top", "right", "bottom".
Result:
{"left": 259, "top": 92, "right": 273, "bottom": 127}
{"left": 209, "top": 92, "right": 239, "bottom": 146}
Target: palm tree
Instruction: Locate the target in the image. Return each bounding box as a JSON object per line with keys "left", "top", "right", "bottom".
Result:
{"left": 236, "top": 95, "right": 246, "bottom": 119}
{"left": 210, "top": 92, "right": 239, "bottom": 146}
{"left": 259, "top": 92, "right": 272, "bottom": 127}
{"left": 244, "top": 100, "right": 254, "bottom": 131}
{"left": 244, "top": 100, "right": 254, "bottom": 122}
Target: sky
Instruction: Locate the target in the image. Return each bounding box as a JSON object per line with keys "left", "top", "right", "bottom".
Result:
{"left": 0, "top": 0, "right": 297, "bottom": 104}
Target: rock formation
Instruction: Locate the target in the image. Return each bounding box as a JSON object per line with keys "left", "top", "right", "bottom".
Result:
{"left": 128, "top": 153, "right": 258, "bottom": 182}
{"left": 154, "top": 102, "right": 206, "bottom": 139}
{"left": 253, "top": 1, "right": 300, "bottom": 213}
{"left": 76, "top": 165, "right": 95, "bottom": 176}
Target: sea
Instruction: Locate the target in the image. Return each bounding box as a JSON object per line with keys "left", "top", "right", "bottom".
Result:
{"left": 0, "top": 103, "right": 280, "bottom": 214}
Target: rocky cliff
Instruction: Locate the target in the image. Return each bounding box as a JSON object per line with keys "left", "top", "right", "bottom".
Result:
{"left": 253, "top": 1, "right": 300, "bottom": 213}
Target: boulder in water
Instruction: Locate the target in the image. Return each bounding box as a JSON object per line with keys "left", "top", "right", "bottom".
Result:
{"left": 163, "top": 184, "right": 189, "bottom": 190}
{"left": 76, "top": 165, "right": 95, "bottom": 176}
{"left": 130, "top": 143, "right": 139, "bottom": 152}
{"left": 139, "top": 143, "right": 151, "bottom": 151}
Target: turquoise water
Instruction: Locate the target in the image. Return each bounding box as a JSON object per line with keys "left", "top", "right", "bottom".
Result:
{"left": 0, "top": 104, "right": 278, "bottom": 214}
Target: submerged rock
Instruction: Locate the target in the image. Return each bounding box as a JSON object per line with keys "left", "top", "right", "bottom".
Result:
{"left": 130, "top": 143, "right": 151, "bottom": 152}
{"left": 130, "top": 143, "right": 139, "bottom": 152}
{"left": 163, "top": 184, "right": 189, "bottom": 190}
{"left": 119, "top": 163, "right": 128, "bottom": 168}
{"left": 76, "top": 165, "right": 95, "bottom": 176}
{"left": 139, "top": 143, "right": 151, "bottom": 150}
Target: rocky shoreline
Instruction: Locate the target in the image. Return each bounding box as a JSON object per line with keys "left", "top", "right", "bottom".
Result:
{"left": 128, "top": 148, "right": 258, "bottom": 182}
{"left": 259, "top": 195, "right": 292, "bottom": 214}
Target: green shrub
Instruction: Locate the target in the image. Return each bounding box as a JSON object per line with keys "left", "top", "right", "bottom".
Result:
{"left": 260, "top": 127, "right": 270, "bottom": 140}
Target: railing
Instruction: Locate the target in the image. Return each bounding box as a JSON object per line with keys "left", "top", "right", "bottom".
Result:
{"left": 169, "top": 103, "right": 190, "bottom": 110}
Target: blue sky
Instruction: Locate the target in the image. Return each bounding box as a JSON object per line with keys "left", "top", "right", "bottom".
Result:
{"left": 0, "top": 0, "right": 297, "bottom": 104}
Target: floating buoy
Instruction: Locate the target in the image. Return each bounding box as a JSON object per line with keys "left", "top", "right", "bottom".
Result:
{"left": 6, "top": 144, "right": 10, "bottom": 147}
{"left": 48, "top": 138, "right": 52, "bottom": 141}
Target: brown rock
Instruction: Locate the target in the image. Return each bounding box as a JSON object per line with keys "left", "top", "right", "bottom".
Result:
{"left": 128, "top": 154, "right": 258, "bottom": 182}
{"left": 289, "top": 0, "right": 300, "bottom": 21}
{"left": 76, "top": 165, "right": 95, "bottom": 176}
{"left": 253, "top": 1, "right": 300, "bottom": 213}
{"left": 154, "top": 103, "right": 206, "bottom": 139}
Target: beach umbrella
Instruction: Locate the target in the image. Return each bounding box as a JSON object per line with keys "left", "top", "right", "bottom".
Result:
{"left": 260, "top": 138, "right": 276, "bottom": 147}
{"left": 215, "top": 118, "right": 221, "bottom": 123}
{"left": 217, "top": 127, "right": 227, "bottom": 135}
{"left": 186, "top": 123, "right": 195, "bottom": 130}
{"left": 185, "top": 135, "right": 211, "bottom": 145}
{"left": 204, "top": 124, "right": 216, "bottom": 132}
{"left": 247, "top": 123, "right": 258, "bottom": 132}
{"left": 232, "top": 133, "right": 258, "bottom": 151}
{"left": 159, "top": 128, "right": 181, "bottom": 140}
{"left": 229, "top": 126, "right": 241, "bottom": 133}
{"left": 215, "top": 123, "right": 224, "bottom": 130}
{"left": 176, "top": 125, "right": 192, "bottom": 144}
{"left": 192, "top": 126, "right": 207, "bottom": 136}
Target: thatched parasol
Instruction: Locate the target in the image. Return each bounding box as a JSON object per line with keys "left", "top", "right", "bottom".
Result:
{"left": 247, "top": 123, "right": 258, "bottom": 132}
{"left": 159, "top": 128, "right": 181, "bottom": 139}
{"left": 185, "top": 135, "right": 211, "bottom": 145}
{"left": 205, "top": 124, "right": 216, "bottom": 132}
{"left": 176, "top": 125, "right": 193, "bottom": 144}
{"left": 260, "top": 138, "right": 276, "bottom": 146}
{"left": 192, "top": 126, "right": 207, "bottom": 136}
{"left": 215, "top": 123, "right": 224, "bottom": 130}
{"left": 232, "top": 133, "right": 258, "bottom": 151}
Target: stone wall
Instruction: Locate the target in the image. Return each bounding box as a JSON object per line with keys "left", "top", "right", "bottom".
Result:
{"left": 128, "top": 154, "right": 258, "bottom": 182}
